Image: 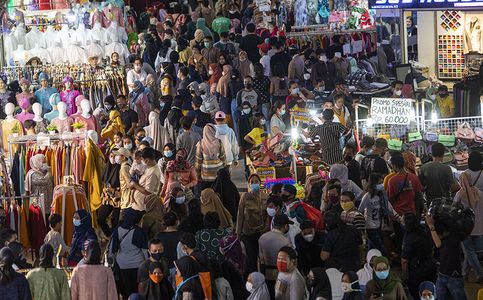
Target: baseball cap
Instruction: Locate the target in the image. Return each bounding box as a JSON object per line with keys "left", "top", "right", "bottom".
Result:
{"left": 282, "top": 184, "right": 297, "bottom": 196}
{"left": 113, "top": 147, "right": 132, "bottom": 157}
{"left": 257, "top": 43, "right": 270, "bottom": 53}
{"left": 273, "top": 214, "right": 294, "bottom": 227}
{"left": 215, "top": 111, "right": 226, "bottom": 119}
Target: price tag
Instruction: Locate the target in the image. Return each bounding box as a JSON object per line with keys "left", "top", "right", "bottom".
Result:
{"left": 370, "top": 97, "right": 413, "bottom": 125}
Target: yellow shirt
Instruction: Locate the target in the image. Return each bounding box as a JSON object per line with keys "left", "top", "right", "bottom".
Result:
{"left": 436, "top": 95, "right": 455, "bottom": 118}
{"left": 247, "top": 127, "right": 266, "bottom": 145}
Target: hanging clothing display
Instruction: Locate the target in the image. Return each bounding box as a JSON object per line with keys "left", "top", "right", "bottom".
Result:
{"left": 83, "top": 138, "right": 105, "bottom": 212}
{"left": 60, "top": 89, "right": 81, "bottom": 116}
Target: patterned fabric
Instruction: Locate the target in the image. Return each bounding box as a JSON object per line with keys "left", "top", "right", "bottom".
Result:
{"left": 309, "top": 122, "right": 346, "bottom": 165}
{"left": 253, "top": 76, "right": 271, "bottom": 104}
{"left": 195, "top": 228, "right": 231, "bottom": 262}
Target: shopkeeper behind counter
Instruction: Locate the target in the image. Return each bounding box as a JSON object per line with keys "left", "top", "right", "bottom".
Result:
{"left": 435, "top": 85, "right": 455, "bottom": 118}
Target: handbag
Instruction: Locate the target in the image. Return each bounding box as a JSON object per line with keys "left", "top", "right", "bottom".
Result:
{"left": 408, "top": 131, "right": 423, "bottom": 142}
{"left": 455, "top": 122, "right": 475, "bottom": 143}
{"left": 388, "top": 139, "right": 403, "bottom": 151}
{"left": 454, "top": 151, "right": 469, "bottom": 169}
{"left": 475, "top": 128, "right": 483, "bottom": 143}
{"left": 442, "top": 150, "right": 454, "bottom": 164}
{"left": 438, "top": 134, "right": 456, "bottom": 147}
{"left": 424, "top": 131, "right": 438, "bottom": 142}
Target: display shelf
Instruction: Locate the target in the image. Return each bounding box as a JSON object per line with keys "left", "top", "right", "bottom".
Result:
{"left": 437, "top": 34, "right": 465, "bottom": 79}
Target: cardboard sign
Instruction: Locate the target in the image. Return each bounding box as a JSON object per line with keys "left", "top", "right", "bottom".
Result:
{"left": 370, "top": 97, "right": 413, "bottom": 125}
{"left": 291, "top": 107, "right": 311, "bottom": 123}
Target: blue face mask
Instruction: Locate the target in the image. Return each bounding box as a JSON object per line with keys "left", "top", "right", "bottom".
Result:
{"left": 73, "top": 219, "right": 81, "bottom": 227}
{"left": 375, "top": 184, "right": 384, "bottom": 191}
{"left": 250, "top": 184, "right": 260, "bottom": 192}
{"left": 280, "top": 109, "right": 286, "bottom": 116}
{"left": 164, "top": 150, "right": 173, "bottom": 158}
{"left": 160, "top": 102, "right": 165, "bottom": 109}
{"left": 375, "top": 270, "right": 390, "bottom": 280}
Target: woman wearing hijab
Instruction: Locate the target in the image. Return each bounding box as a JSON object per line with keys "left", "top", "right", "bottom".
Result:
{"left": 24, "top": 153, "right": 53, "bottom": 220}
{"left": 212, "top": 167, "right": 240, "bottom": 221}
{"left": 418, "top": 281, "right": 436, "bottom": 300}
{"left": 145, "top": 110, "right": 171, "bottom": 153}
{"left": 235, "top": 51, "right": 255, "bottom": 79}
{"left": 161, "top": 148, "right": 197, "bottom": 199}
{"left": 158, "top": 143, "right": 177, "bottom": 186}
{"left": 155, "top": 39, "right": 174, "bottom": 72}
{"left": 26, "top": 244, "right": 70, "bottom": 299}
{"left": 68, "top": 209, "right": 97, "bottom": 266}
{"left": 174, "top": 255, "right": 204, "bottom": 300}
{"left": 196, "top": 18, "right": 213, "bottom": 38}
{"left": 219, "top": 234, "right": 249, "bottom": 300}
{"left": 190, "top": 29, "right": 205, "bottom": 51}
{"left": 0, "top": 247, "right": 31, "bottom": 300}
{"left": 160, "top": 62, "right": 178, "bottom": 97}
{"left": 140, "top": 261, "right": 175, "bottom": 300}
{"left": 329, "top": 164, "right": 363, "bottom": 200}
{"left": 341, "top": 271, "right": 363, "bottom": 300}
{"left": 455, "top": 151, "right": 483, "bottom": 284}
{"left": 101, "top": 110, "right": 125, "bottom": 142}
{"left": 246, "top": 272, "right": 270, "bottom": 300}
{"left": 142, "top": 194, "right": 166, "bottom": 240}
{"left": 166, "top": 183, "right": 189, "bottom": 221}
{"left": 129, "top": 80, "right": 150, "bottom": 127}
{"left": 110, "top": 208, "right": 148, "bottom": 298}
{"left": 365, "top": 256, "right": 407, "bottom": 300}
{"left": 200, "top": 188, "right": 233, "bottom": 229}
{"left": 195, "top": 212, "right": 231, "bottom": 262}
{"left": 216, "top": 65, "right": 234, "bottom": 124}
{"left": 97, "top": 149, "right": 122, "bottom": 239}
{"left": 178, "top": 38, "right": 193, "bottom": 65}
{"left": 143, "top": 34, "right": 159, "bottom": 69}
{"left": 308, "top": 267, "right": 332, "bottom": 300}
{"left": 195, "top": 124, "right": 226, "bottom": 187}
{"left": 145, "top": 74, "right": 159, "bottom": 101}
{"left": 208, "top": 63, "right": 223, "bottom": 94}
{"left": 357, "top": 249, "right": 382, "bottom": 293}
{"left": 164, "top": 98, "right": 184, "bottom": 142}
{"left": 71, "top": 240, "right": 117, "bottom": 300}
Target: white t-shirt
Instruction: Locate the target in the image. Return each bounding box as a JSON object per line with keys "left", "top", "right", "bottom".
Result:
{"left": 126, "top": 69, "right": 148, "bottom": 91}
{"left": 358, "top": 192, "right": 397, "bottom": 229}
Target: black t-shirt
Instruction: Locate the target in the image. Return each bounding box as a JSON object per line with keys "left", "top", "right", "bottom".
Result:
{"left": 360, "top": 154, "right": 389, "bottom": 181}
{"left": 239, "top": 34, "right": 263, "bottom": 63}
{"left": 294, "top": 232, "right": 325, "bottom": 275}
{"left": 270, "top": 52, "right": 292, "bottom": 77}
{"left": 401, "top": 229, "right": 433, "bottom": 268}
{"left": 155, "top": 231, "right": 183, "bottom": 268}
{"left": 439, "top": 231, "right": 462, "bottom": 276}
{"left": 120, "top": 108, "right": 139, "bottom": 133}
{"left": 322, "top": 225, "right": 362, "bottom": 272}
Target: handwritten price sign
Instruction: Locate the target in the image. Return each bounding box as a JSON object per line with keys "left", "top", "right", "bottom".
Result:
{"left": 370, "top": 97, "right": 413, "bottom": 125}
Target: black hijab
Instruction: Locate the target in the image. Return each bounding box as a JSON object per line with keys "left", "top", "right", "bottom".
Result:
{"left": 101, "top": 161, "right": 121, "bottom": 188}
{"left": 212, "top": 167, "right": 239, "bottom": 220}
{"left": 141, "top": 261, "right": 175, "bottom": 300}
{"left": 111, "top": 208, "right": 147, "bottom": 253}
{"left": 85, "top": 240, "right": 102, "bottom": 265}
{"left": 174, "top": 256, "right": 203, "bottom": 297}
{"left": 39, "top": 243, "right": 54, "bottom": 268}
{"left": 309, "top": 267, "right": 332, "bottom": 300}
{"left": 0, "top": 247, "right": 15, "bottom": 285}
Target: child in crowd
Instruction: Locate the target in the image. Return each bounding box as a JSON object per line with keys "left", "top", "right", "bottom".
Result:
{"left": 129, "top": 150, "right": 146, "bottom": 182}
{"left": 44, "top": 213, "right": 69, "bottom": 257}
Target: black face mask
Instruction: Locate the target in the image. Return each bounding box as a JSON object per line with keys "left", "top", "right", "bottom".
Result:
{"left": 150, "top": 252, "right": 163, "bottom": 261}
{"left": 344, "top": 155, "right": 353, "bottom": 162}
{"left": 245, "top": 83, "right": 252, "bottom": 89}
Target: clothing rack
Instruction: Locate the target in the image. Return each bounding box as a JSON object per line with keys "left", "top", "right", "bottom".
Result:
{"left": 286, "top": 27, "right": 377, "bottom": 38}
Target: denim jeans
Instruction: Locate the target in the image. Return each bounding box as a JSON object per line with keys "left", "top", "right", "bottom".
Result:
{"left": 435, "top": 273, "right": 467, "bottom": 300}
{"left": 462, "top": 235, "right": 483, "bottom": 278}
{"left": 366, "top": 228, "right": 388, "bottom": 257}
{"left": 231, "top": 99, "right": 239, "bottom": 138}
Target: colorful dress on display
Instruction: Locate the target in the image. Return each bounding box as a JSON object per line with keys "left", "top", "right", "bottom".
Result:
{"left": 29, "top": 204, "right": 46, "bottom": 251}
{"left": 15, "top": 110, "right": 34, "bottom": 125}
{"left": 34, "top": 120, "right": 48, "bottom": 133}
{"left": 34, "top": 87, "right": 58, "bottom": 115}
{"left": 51, "top": 117, "right": 73, "bottom": 133}
{"left": 16, "top": 92, "right": 33, "bottom": 106}
{"left": 44, "top": 109, "right": 59, "bottom": 122}
{"left": 1, "top": 119, "right": 24, "bottom": 153}
{"left": 60, "top": 89, "right": 81, "bottom": 116}
{"left": 74, "top": 115, "right": 101, "bottom": 136}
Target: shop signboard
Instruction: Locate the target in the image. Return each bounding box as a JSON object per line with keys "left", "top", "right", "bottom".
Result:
{"left": 369, "top": 0, "right": 483, "bottom": 9}
{"left": 256, "top": 167, "right": 276, "bottom": 188}
{"left": 291, "top": 107, "right": 311, "bottom": 123}
{"left": 370, "top": 97, "right": 413, "bottom": 125}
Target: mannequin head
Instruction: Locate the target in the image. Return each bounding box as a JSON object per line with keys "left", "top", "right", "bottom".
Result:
{"left": 63, "top": 76, "right": 74, "bottom": 90}
{"left": 39, "top": 73, "right": 49, "bottom": 88}
{"left": 49, "top": 93, "right": 61, "bottom": 109}
{"left": 32, "top": 102, "right": 42, "bottom": 117}
{"left": 57, "top": 102, "right": 67, "bottom": 118}
{"left": 80, "top": 99, "right": 91, "bottom": 116}
{"left": 19, "top": 78, "right": 30, "bottom": 93}
{"left": 4, "top": 103, "right": 15, "bottom": 117}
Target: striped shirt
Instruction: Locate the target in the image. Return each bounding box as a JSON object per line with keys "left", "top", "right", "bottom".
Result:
{"left": 310, "top": 121, "right": 345, "bottom": 165}
{"left": 340, "top": 209, "right": 366, "bottom": 231}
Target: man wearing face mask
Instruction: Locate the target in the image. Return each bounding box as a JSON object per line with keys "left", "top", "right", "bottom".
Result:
{"left": 127, "top": 56, "right": 148, "bottom": 92}
{"left": 285, "top": 81, "right": 314, "bottom": 108}
{"left": 435, "top": 85, "right": 455, "bottom": 118}
{"left": 288, "top": 47, "right": 305, "bottom": 82}
{"left": 130, "top": 148, "right": 162, "bottom": 211}
{"left": 294, "top": 220, "right": 324, "bottom": 275}
{"left": 137, "top": 238, "right": 168, "bottom": 283}
{"left": 117, "top": 95, "right": 138, "bottom": 136}
{"left": 201, "top": 36, "right": 221, "bottom": 65}
{"left": 274, "top": 246, "right": 307, "bottom": 300}
{"left": 341, "top": 144, "right": 363, "bottom": 189}
{"left": 360, "top": 138, "right": 389, "bottom": 184}
{"left": 236, "top": 76, "right": 260, "bottom": 111}
{"left": 281, "top": 184, "right": 308, "bottom": 224}
{"left": 391, "top": 80, "right": 404, "bottom": 98}
{"left": 258, "top": 214, "right": 293, "bottom": 298}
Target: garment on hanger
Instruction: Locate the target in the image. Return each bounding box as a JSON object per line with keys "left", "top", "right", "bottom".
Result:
{"left": 71, "top": 24, "right": 90, "bottom": 48}
{"left": 65, "top": 42, "right": 88, "bottom": 64}
{"left": 24, "top": 27, "right": 42, "bottom": 50}
{"left": 105, "top": 41, "right": 130, "bottom": 65}
{"left": 51, "top": 117, "right": 73, "bottom": 133}
{"left": 83, "top": 138, "right": 105, "bottom": 213}
{"left": 86, "top": 40, "right": 106, "bottom": 59}
{"left": 88, "top": 23, "right": 106, "bottom": 45}
{"left": 47, "top": 42, "right": 67, "bottom": 64}
{"left": 102, "top": 4, "right": 125, "bottom": 28}
{"left": 13, "top": 25, "right": 26, "bottom": 46}
{"left": 464, "top": 17, "right": 483, "bottom": 54}
{"left": 29, "top": 46, "right": 51, "bottom": 64}
{"left": 104, "top": 22, "right": 128, "bottom": 44}
{"left": 29, "top": 203, "right": 46, "bottom": 251}
{"left": 60, "top": 89, "right": 81, "bottom": 116}
{"left": 40, "top": 26, "right": 58, "bottom": 49}
{"left": 4, "top": 32, "right": 18, "bottom": 65}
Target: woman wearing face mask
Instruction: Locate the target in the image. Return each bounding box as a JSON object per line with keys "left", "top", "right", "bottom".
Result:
{"left": 244, "top": 112, "right": 268, "bottom": 147}
{"left": 418, "top": 281, "right": 436, "bottom": 300}
{"left": 341, "top": 271, "right": 363, "bottom": 300}
{"left": 246, "top": 271, "right": 270, "bottom": 300}
{"left": 166, "top": 184, "right": 189, "bottom": 221}
{"left": 333, "top": 93, "right": 351, "bottom": 127}
{"left": 200, "top": 188, "right": 233, "bottom": 229}
{"left": 358, "top": 174, "right": 400, "bottom": 258}
{"left": 364, "top": 256, "right": 407, "bottom": 300}
{"left": 68, "top": 209, "right": 97, "bottom": 266}
{"left": 294, "top": 220, "right": 324, "bottom": 275}
{"left": 161, "top": 148, "right": 197, "bottom": 200}
{"left": 270, "top": 100, "right": 287, "bottom": 135}
{"left": 329, "top": 164, "right": 363, "bottom": 201}
{"left": 357, "top": 249, "right": 382, "bottom": 293}
{"left": 97, "top": 149, "right": 122, "bottom": 239}
{"left": 195, "top": 123, "right": 226, "bottom": 188}
{"left": 236, "top": 51, "right": 255, "bottom": 79}
{"left": 158, "top": 143, "right": 177, "bottom": 186}
{"left": 307, "top": 267, "right": 332, "bottom": 300}
{"left": 110, "top": 208, "right": 148, "bottom": 298}
{"left": 140, "top": 261, "right": 174, "bottom": 300}
{"left": 275, "top": 246, "right": 307, "bottom": 300}
{"left": 195, "top": 211, "right": 231, "bottom": 263}
{"left": 141, "top": 194, "right": 166, "bottom": 240}
{"left": 236, "top": 174, "right": 268, "bottom": 274}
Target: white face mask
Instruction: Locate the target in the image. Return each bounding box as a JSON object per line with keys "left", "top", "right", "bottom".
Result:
{"left": 320, "top": 56, "right": 327, "bottom": 62}
{"left": 341, "top": 280, "right": 359, "bottom": 293}
{"left": 394, "top": 90, "right": 402, "bottom": 96}
{"left": 303, "top": 234, "right": 314, "bottom": 242}
{"left": 124, "top": 143, "right": 133, "bottom": 150}
{"left": 243, "top": 108, "right": 251, "bottom": 115}
{"left": 175, "top": 196, "right": 186, "bottom": 204}
{"left": 303, "top": 74, "right": 310, "bottom": 80}
{"left": 209, "top": 70, "right": 214, "bottom": 75}
{"left": 245, "top": 281, "right": 253, "bottom": 293}
{"left": 260, "top": 119, "right": 266, "bottom": 126}
{"left": 266, "top": 207, "right": 277, "bottom": 217}
{"left": 114, "top": 156, "right": 121, "bottom": 164}
{"left": 430, "top": 94, "right": 436, "bottom": 100}
{"left": 291, "top": 88, "right": 299, "bottom": 95}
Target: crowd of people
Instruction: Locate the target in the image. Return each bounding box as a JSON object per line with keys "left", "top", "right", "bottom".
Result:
{"left": 0, "top": 2, "right": 482, "bottom": 300}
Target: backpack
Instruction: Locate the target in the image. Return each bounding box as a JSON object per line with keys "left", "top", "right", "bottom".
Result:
{"left": 292, "top": 201, "right": 325, "bottom": 231}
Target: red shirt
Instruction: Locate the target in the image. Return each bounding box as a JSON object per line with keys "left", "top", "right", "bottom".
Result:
{"left": 387, "top": 172, "right": 422, "bottom": 214}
